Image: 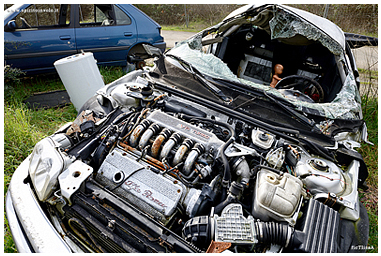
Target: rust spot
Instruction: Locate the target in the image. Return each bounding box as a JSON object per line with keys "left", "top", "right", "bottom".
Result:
{"left": 65, "top": 110, "right": 101, "bottom": 136}
{"left": 131, "top": 126, "right": 144, "bottom": 143}
{"left": 119, "top": 142, "right": 165, "bottom": 171}
{"left": 146, "top": 156, "right": 166, "bottom": 171}
{"left": 206, "top": 241, "right": 231, "bottom": 253}
{"left": 178, "top": 145, "right": 188, "bottom": 155}
{"left": 151, "top": 135, "right": 165, "bottom": 158}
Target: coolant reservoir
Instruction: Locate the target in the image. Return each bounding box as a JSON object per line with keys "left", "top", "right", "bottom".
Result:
{"left": 252, "top": 169, "right": 303, "bottom": 225}
{"left": 54, "top": 52, "right": 105, "bottom": 111}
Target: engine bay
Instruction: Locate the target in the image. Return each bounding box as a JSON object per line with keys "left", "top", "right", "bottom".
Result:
{"left": 40, "top": 73, "right": 368, "bottom": 253}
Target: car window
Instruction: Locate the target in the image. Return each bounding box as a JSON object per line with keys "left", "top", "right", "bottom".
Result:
{"left": 14, "top": 4, "right": 70, "bottom": 29}
{"left": 79, "top": 4, "right": 115, "bottom": 27}
{"left": 114, "top": 6, "right": 131, "bottom": 25}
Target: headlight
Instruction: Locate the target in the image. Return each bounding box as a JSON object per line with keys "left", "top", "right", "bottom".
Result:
{"left": 29, "top": 137, "right": 65, "bottom": 201}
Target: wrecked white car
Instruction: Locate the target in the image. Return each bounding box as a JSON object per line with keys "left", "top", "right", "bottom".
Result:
{"left": 6, "top": 4, "right": 373, "bottom": 253}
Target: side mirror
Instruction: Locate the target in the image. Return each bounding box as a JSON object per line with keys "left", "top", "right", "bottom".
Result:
{"left": 5, "top": 20, "right": 16, "bottom": 32}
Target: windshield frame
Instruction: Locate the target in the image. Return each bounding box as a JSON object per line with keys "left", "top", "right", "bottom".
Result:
{"left": 166, "top": 6, "right": 362, "bottom": 121}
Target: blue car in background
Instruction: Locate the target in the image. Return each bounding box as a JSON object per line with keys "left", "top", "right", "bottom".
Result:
{"left": 4, "top": 4, "right": 166, "bottom": 74}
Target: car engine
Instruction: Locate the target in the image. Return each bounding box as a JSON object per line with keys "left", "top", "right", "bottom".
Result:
{"left": 44, "top": 75, "right": 366, "bottom": 253}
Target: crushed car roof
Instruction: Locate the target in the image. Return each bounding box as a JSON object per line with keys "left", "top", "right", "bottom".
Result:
{"left": 223, "top": 4, "right": 346, "bottom": 53}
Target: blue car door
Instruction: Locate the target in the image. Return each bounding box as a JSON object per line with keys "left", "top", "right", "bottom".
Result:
{"left": 73, "top": 4, "right": 137, "bottom": 66}
{"left": 4, "top": 4, "right": 76, "bottom": 74}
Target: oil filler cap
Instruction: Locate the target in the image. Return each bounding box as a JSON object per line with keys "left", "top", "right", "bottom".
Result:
{"left": 259, "top": 133, "right": 269, "bottom": 142}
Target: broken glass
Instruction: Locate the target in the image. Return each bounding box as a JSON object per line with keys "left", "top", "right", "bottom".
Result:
{"left": 170, "top": 36, "right": 361, "bottom": 120}
{"left": 269, "top": 6, "right": 343, "bottom": 55}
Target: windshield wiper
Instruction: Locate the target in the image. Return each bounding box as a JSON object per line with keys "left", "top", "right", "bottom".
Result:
{"left": 208, "top": 77, "right": 322, "bottom": 133}
{"left": 166, "top": 54, "right": 232, "bottom": 103}
{"left": 263, "top": 91, "right": 322, "bottom": 134}
{"left": 166, "top": 55, "right": 321, "bottom": 134}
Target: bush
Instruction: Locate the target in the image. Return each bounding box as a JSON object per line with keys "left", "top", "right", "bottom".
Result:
{"left": 135, "top": 4, "right": 241, "bottom": 26}
{"left": 290, "top": 4, "right": 378, "bottom": 35}
{"left": 4, "top": 64, "right": 25, "bottom": 84}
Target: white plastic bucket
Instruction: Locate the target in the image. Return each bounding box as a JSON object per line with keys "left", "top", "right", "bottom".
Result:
{"left": 54, "top": 52, "right": 105, "bottom": 111}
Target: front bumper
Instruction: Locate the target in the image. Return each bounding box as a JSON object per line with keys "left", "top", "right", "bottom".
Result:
{"left": 5, "top": 157, "right": 72, "bottom": 253}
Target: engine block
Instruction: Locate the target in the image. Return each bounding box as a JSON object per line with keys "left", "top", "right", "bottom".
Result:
{"left": 96, "top": 148, "right": 184, "bottom": 223}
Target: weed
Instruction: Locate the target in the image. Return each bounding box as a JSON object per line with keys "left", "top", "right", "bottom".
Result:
{"left": 99, "top": 66, "right": 126, "bottom": 84}
{"left": 4, "top": 64, "right": 25, "bottom": 87}
{"left": 358, "top": 95, "right": 378, "bottom": 252}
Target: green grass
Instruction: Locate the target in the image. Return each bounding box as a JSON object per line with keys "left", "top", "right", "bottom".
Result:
{"left": 3, "top": 66, "right": 124, "bottom": 253}
{"left": 162, "top": 21, "right": 209, "bottom": 33}
{"left": 3, "top": 66, "right": 378, "bottom": 253}
{"left": 4, "top": 72, "right": 78, "bottom": 253}
{"left": 99, "top": 66, "right": 126, "bottom": 84}
{"left": 358, "top": 95, "right": 378, "bottom": 253}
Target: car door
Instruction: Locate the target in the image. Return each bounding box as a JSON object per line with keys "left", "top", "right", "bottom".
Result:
{"left": 4, "top": 4, "right": 76, "bottom": 74}
{"left": 73, "top": 4, "right": 137, "bottom": 66}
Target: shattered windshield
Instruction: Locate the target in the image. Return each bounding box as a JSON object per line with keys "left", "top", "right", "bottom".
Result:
{"left": 167, "top": 6, "right": 361, "bottom": 120}
{"left": 270, "top": 6, "right": 344, "bottom": 56}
